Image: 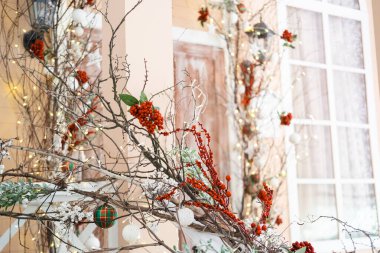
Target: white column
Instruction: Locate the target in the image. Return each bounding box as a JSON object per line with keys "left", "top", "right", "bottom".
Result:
{"left": 102, "top": 0, "right": 176, "bottom": 252}
{"left": 125, "top": 0, "right": 174, "bottom": 105}
{"left": 124, "top": 1, "right": 177, "bottom": 253}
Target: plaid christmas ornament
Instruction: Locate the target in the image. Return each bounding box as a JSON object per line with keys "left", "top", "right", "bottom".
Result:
{"left": 93, "top": 204, "right": 117, "bottom": 229}
{"left": 61, "top": 161, "right": 76, "bottom": 172}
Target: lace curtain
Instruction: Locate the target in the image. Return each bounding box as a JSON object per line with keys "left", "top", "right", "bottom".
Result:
{"left": 287, "top": 1, "right": 378, "bottom": 241}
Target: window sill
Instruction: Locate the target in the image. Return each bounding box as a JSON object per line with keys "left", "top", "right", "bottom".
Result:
{"left": 312, "top": 237, "right": 380, "bottom": 253}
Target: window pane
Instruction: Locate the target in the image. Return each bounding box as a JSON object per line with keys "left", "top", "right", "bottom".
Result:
{"left": 295, "top": 125, "right": 334, "bottom": 178}
{"left": 328, "top": 0, "right": 360, "bottom": 9}
{"left": 292, "top": 66, "right": 329, "bottom": 120}
{"left": 298, "top": 184, "right": 338, "bottom": 241}
{"left": 287, "top": 7, "right": 325, "bottom": 63}
{"left": 329, "top": 16, "right": 364, "bottom": 68}
{"left": 338, "top": 127, "right": 373, "bottom": 178}
{"left": 342, "top": 184, "right": 378, "bottom": 237}
{"left": 333, "top": 71, "right": 368, "bottom": 123}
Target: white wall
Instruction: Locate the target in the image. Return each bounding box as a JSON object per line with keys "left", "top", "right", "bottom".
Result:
{"left": 102, "top": 0, "right": 178, "bottom": 252}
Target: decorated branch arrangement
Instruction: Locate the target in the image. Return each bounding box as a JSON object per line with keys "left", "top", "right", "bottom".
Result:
{"left": 0, "top": 0, "right": 378, "bottom": 253}
{"left": 195, "top": 0, "right": 299, "bottom": 222}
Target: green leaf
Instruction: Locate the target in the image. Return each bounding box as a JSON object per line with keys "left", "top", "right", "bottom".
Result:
{"left": 295, "top": 247, "right": 307, "bottom": 253}
{"left": 140, "top": 91, "right": 148, "bottom": 102}
{"left": 119, "top": 94, "right": 139, "bottom": 106}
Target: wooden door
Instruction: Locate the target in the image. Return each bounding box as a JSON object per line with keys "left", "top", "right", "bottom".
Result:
{"left": 174, "top": 41, "right": 230, "bottom": 178}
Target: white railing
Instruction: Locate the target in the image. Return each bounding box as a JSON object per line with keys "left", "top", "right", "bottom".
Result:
{"left": 0, "top": 181, "right": 118, "bottom": 253}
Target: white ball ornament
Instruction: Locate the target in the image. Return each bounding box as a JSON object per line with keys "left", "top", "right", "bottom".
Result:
{"left": 122, "top": 224, "right": 141, "bottom": 243}
{"left": 177, "top": 207, "right": 195, "bottom": 227}
{"left": 75, "top": 26, "right": 84, "bottom": 37}
{"left": 85, "top": 234, "right": 100, "bottom": 250}
{"left": 270, "top": 177, "right": 280, "bottom": 188}
{"left": 72, "top": 9, "right": 88, "bottom": 27}
{"left": 289, "top": 133, "right": 301, "bottom": 145}
{"left": 254, "top": 157, "right": 265, "bottom": 169}
{"left": 230, "top": 12, "right": 239, "bottom": 24}
{"left": 67, "top": 76, "right": 79, "bottom": 90}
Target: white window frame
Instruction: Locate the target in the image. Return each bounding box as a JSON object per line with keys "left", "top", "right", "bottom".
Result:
{"left": 278, "top": 0, "right": 380, "bottom": 252}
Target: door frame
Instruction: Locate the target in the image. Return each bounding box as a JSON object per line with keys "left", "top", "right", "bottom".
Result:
{"left": 172, "top": 27, "right": 243, "bottom": 211}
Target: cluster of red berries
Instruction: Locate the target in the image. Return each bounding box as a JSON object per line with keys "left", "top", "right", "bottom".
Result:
{"left": 281, "top": 29, "right": 296, "bottom": 43}
{"left": 61, "top": 127, "right": 95, "bottom": 151}
{"left": 183, "top": 176, "right": 243, "bottom": 232}
{"left": 280, "top": 112, "right": 293, "bottom": 126}
{"left": 198, "top": 7, "right": 209, "bottom": 27}
{"left": 186, "top": 177, "right": 230, "bottom": 207}
{"left": 250, "top": 222, "right": 267, "bottom": 236}
{"left": 76, "top": 70, "right": 89, "bottom": 85}
{"left": 156, "top": 187, "right": 178, "bottom": 201}
{"left": 184, "top": 200, "right": 248, "bottom": 235}
{"left": 161, "top": 125, "right": 254, "bottom": 239}
{"left": 240, "top": 61, "right": 255, "bottom": 107}
{"left": 275, "top": 215, "right": 283, "bottom": 226}
{"left": 248, "top": 183, "right": 273, "bottom": 236}
{"left": 30, "top": 39, "right": 44, "bottom": 60}
{"left": 258, "top": 182, "right": 273, "bottom": 223}
{"left": 87, "top": 0, "right": 95, "bottom": 5}
{"left": 160, "top": 125, "right": 280, "bottom": 241}
{"left": 180, "top": 124, "right": 218, "bottom": 184}
{"left": 130, "top": 101, "right": 164, "bottom": 134}
{"left": 290, "top": 241, "right": 315, "bottom": 253}
{"left": 61, "top": 98, "right": 98, "bottom": 151}
{"left": 180, "top": 126, "right": 231, "bottom": 208}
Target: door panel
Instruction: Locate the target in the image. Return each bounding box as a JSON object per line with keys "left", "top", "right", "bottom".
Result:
{"left": 174, "top": 41, "right": 230, "bottom": 178}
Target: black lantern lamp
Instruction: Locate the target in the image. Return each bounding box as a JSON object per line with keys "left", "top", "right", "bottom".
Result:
{"left": 246, "top": 19, "right": 274, "bottom": 65}
{"left": 27, "top": 0, "right": 58, "bottom": 31}
{"left": 252, "top": 20, "right": 275, "bottom": 40}
{"left": 23, "top": 30, "right": 43, "bottom": 51}
{"left": 253, "top": 50, "right": 266, "bottom": 66}
{"left": 251, "top": 20, "right": 274, "bottom": 51}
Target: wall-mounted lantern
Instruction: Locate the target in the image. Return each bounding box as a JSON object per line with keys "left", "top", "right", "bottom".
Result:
{"left": 27, "top": 0, "right": 58, "bottom": 30}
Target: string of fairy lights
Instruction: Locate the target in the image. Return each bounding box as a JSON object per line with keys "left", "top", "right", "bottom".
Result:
{"left": 196, "top": 0, "right": 314, "bottom": 222}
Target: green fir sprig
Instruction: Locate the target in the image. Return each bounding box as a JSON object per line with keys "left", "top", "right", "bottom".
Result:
{"left": 0, "top": 181, "right": 50, "bottom": 209}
